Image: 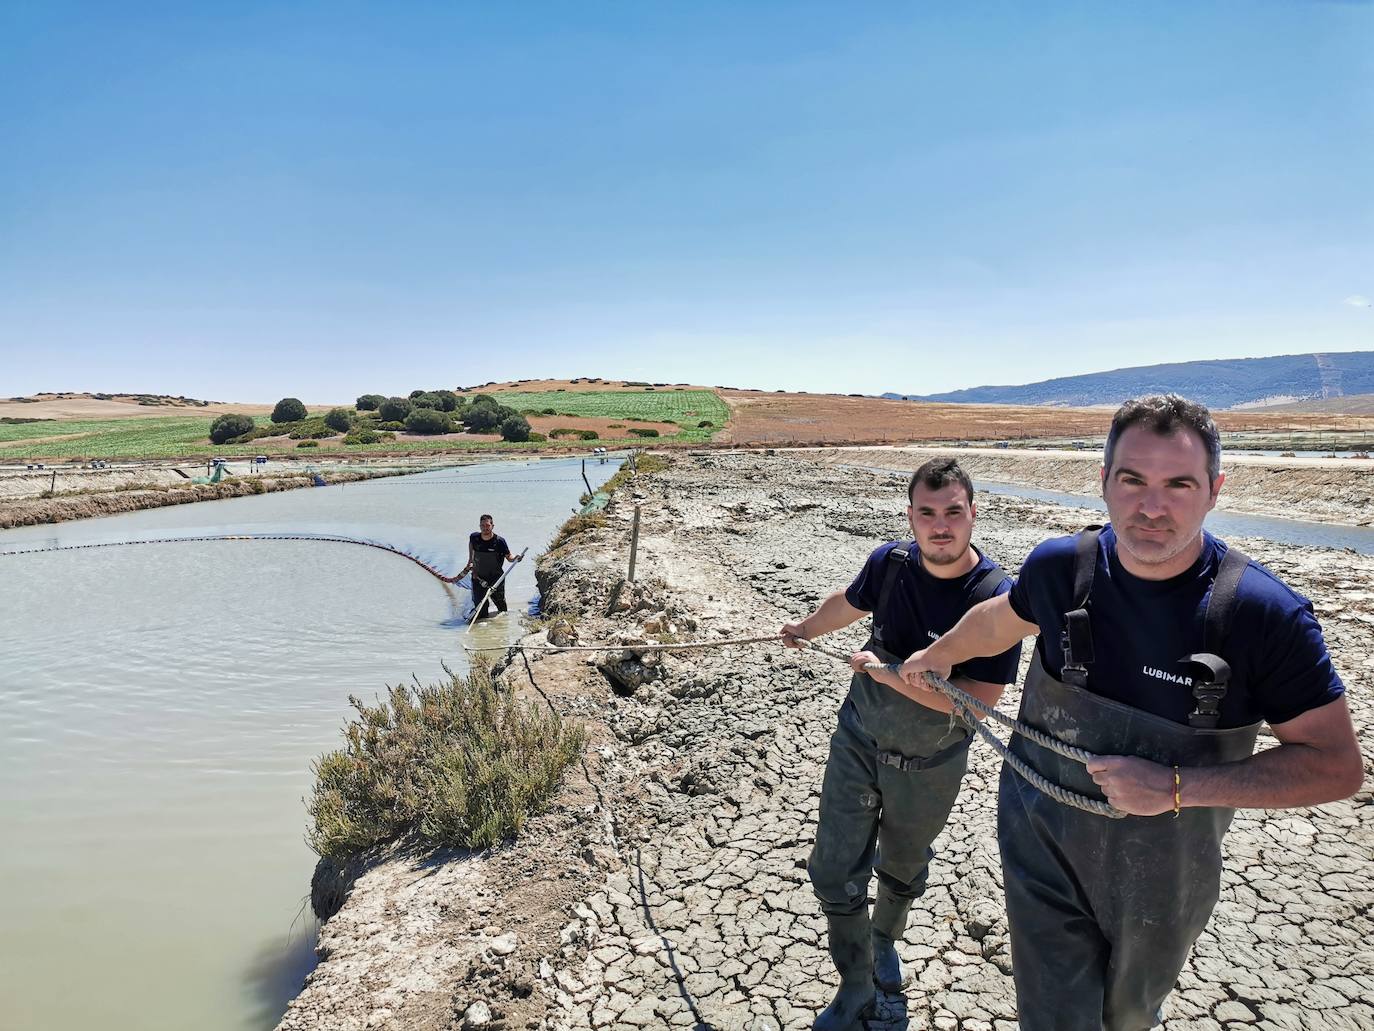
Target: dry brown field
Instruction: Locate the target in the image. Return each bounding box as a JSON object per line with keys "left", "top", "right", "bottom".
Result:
{"left": 476, "top": 378, "right": 713, "bottom": 394}
{"left": 718, "top": 390, "right": 1374, "bottom": 445}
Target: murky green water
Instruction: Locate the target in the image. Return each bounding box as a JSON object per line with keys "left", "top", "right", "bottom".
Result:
{"left": 0, "top": 456, "right": 620, "bottom": 1031}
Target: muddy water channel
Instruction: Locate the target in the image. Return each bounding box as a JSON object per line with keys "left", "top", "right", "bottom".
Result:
{"left": 0, "top": 456, "right": 620, "bottom": 1031}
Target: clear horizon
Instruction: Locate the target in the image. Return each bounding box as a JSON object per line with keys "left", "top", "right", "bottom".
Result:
{"left": 3, "top": 3, "right": 1371, "bottom": 402}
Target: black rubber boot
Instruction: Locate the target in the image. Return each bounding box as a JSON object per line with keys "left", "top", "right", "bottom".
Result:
{"left": 870, "top": 883, "right": 913, "bottom": 993}
{"left": 814, "top": 912, "right": 876, "bottom": 1031}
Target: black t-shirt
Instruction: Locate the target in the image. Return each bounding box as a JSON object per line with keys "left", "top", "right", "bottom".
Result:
{"left": 469, "top": 532, "right": 510, "bottom": 579}
{"left": 846, "top": 542, "right": 1022, "bottom": 686}
{"left": 1008, "top": 525, "right": 1345, "bottom": 727}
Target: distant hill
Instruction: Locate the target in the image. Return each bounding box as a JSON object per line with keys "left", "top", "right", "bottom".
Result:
{"left": 891, "top": 352, "right": 1374, "bottom": 409}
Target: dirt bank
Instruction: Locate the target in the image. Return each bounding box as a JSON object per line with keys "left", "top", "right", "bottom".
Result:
{"left": 818, "top": 445, "right": 1374, "bottom": 527}
{"left": 278, "top": 452, "right": 1372, "bottom": 1030}
{"left": 0, "top": 468, "right": 406, "bottom": 528}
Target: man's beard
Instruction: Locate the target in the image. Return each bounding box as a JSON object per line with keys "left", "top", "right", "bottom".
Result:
{"left": 920, "top": 538, "right": 967, "bottom": 565}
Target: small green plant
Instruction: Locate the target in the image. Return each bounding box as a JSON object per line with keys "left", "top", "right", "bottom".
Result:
{"left": 296, "top": 439, "right": 320, "bottom": 448}
{"left": 324, "top": 407, "right": 354, "bottom": 432}
{"left": 209, "top": 413, "right": 255, "bottom": 444}
{"left": 578, "top": 430, "right": 599, "bottom": 440}
{"left": 526, "top": 431, "right": 547, "bottom": 442}
{"left": 271, "top": 397, "right": 308, "bottom": 423}
{"left": 306, "top": 662, "right": 586, "bottom": 858}
{"left": 378, "top": 397, "right": 413, "bottom": 422}
{"left": 628, "top": 427, "right": 660, "bottom": 438}
{"left": 499, "top": 414, "right": 532, "bottom": 442}
{"left": 405, "top": 408, "right": 453, "bottom": 435}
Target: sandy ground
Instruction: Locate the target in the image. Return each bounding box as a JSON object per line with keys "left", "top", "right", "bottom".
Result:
{"left": 278, "top": 452, "right": 1372, "bottom": 1031}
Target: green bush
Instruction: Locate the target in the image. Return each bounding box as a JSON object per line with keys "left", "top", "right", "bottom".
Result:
{"left": 548, "top": 427, "right": 581, "bottom": 439}
{"left": 698, "top": 420, "right": 714, "bottom": 428}
{"left": 378, "top": 397, "right": 413, "bottom": 422}
{"left": 499, "top": 414, "right": 532, "bottom": 442}
{"left": 405, "top": 408, "right": 453, "bottom": 434}
{"left": 462, "top": 402, "right": 513, "bottom": 433}
{"left": 408, "top": 389, "right": 427, "bottom": 399}
{"left": 376, "top": 420, "right": 406, "bottom": 431}
{"left": 412, "top": 392, "right": 443, "bottom": 410}
{"left": 272, "top": 397, "right": 308, "bottom": 423}
{"left": 296, "top": 440, "right": 320, "bottom": 448}
{"left": 433, "top": 390, "right": 460, "bottom": 412}
{"left": 578, "top": 430, "right": 600, "bottom": 440}
{"left": 526, "top": 431, "right": 547, "bottom": 443}
{"left": 628, "top": 427, "right": 660, "bottom": 437}
{"left": 355, "top": 394, "right": 385, "bottom": 411}
{"left": 324, "top": 407, "right": 354, "bottom": 432}
{"left": 608, "top": 423, "right": 625, "bottom": 429}
{"left": 344, "top": 429, "right": 382, "bottom": 445}
{"left": 541, "top": 407, "right": 558, "bottom": 415}
{"left": 210, "top": 413, "right": 255, "bottom": 444}
{"left": 305, "top": 662, "right": 586, "bottom": 858}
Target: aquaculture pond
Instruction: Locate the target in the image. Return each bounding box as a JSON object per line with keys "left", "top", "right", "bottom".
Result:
{"left": 0, "top": 456, "right": 621, "bottom": 1031}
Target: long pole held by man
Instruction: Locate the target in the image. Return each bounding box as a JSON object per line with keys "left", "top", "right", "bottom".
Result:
{"left": 459, "top": 514, "right": 522, "bottom": 621}
{"left": 898, "top": 394, "right": 1362, "bottom": 1031}
{"left": 780, "top": 459, "right": 1023, "bottom": 1030}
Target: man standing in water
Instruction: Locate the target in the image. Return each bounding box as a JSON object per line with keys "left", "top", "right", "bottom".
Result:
{"left": 780, "top": 458, "right": 1022, "bottom": 1030}
{"left": 459, "top": 514, "right": 520, "bottom": 620}
{"left": 899, "top": 395, "right": 1361, "bottom": 1031}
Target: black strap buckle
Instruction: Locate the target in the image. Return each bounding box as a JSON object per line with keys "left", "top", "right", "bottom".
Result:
{"left": 1180, "top": 652, "right": 1231, "bottom": 729}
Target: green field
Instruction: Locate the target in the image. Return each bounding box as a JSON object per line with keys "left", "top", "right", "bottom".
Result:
{"left": 0, "top": 391, "right": 729, "bottom": 459}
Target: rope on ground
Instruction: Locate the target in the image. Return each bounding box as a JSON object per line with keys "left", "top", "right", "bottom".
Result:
{"left": 478, "top": 630, "right": 1125, "bottom": 818}
{"left": 0, "top": 532, "right": 471, "bottom": 585}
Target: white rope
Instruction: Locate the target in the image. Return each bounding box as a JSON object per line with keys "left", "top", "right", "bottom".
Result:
{"left": 475, "top": 629, "right": 1125, "bottom": 817}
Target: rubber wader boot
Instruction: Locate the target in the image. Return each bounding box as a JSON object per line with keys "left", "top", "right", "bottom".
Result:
{"left": 870, "top": 883, "right": 913, "bottom": 993}
{"left": 815, "top": 912, "right": 876, "bottom": 1030}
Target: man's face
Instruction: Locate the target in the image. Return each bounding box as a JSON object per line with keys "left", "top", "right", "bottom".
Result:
{"left": 907, "top": 481, "right": 975, "bottom": 566}
{"left": 1102, "top": 425, "right": 1223, "bottom": 568}
{"left": 480, "top": 517, "right": 494, "bottom": 535}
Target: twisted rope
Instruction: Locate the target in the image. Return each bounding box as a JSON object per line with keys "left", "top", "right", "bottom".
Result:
{"left": 480, "top": 631, "right": 1124, "bottom": 818}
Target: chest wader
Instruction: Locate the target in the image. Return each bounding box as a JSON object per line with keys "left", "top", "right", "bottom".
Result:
{"left": 808, "top": 545, "right": 1006, "bottom": 1029}
{"left": 472, "top": 544, "right": 507, "bottom": 618}
{"left": 999, "top": 529, "right": 1260, "bottom": 1031}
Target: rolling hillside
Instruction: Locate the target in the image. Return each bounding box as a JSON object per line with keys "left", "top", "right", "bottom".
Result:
{"left": 893, "top": 351, "right": 1374, "bottom": 409}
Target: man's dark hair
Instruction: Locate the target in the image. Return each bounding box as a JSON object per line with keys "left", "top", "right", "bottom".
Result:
{"left": 1104, "top": 394, "right": 1222, "bottom": 483}
{"left": 479, "top": 513, "right": 493, "bottom": 523}
{"left": 908, "top": 457, "right": 974, "bottom": 506}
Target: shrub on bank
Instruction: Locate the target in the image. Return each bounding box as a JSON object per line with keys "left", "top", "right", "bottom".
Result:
{"left": 344, "top": 429, "right": 382, "bottom": 445}
{"left": 579, "top": 430, "right": 600, "bottom": 440}
{"left": 297, "top": 440, "right": 319, "bottom": 448}
{"left": 404, "top": 408, "right": 453, "bottom": 434}
{"left": 499, "top": 414, "right": 532, "bottom": 442}
{"left": 378, "top": 397, "right": 413, "bottom": 422}
{"left": 461, "top": 401, "right": 513, "bottom": 433}
{"left": 210, "top": 413, "right": 255, "bottom": 444}
{"left": 324, "top": 407, "right": 354, "bottom": 432}
{"left": 272, "top": 397, "right": 308, "bottom": 423}
{"left": 376, "top": 420, "right": 406, "bottom": 431}
{"left": 355, "top": 394, "right": 385, "bottom": 411}
{"left": 527, "top": 431, "right": 547, "bottom": 442}
{"left": 305, "top": 662, "right": 586, "bottom": 858}
{"left": 434, "top": 390, "right": 460, "bottom": 412}
{"left": 548, "top": 427, "right": 581, "bottom": 439}
{"left": 628, "top": 427, "right": 660, "bottom": 437}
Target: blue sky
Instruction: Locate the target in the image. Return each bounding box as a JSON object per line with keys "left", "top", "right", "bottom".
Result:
{"left": 2, "top": 2, "right": 1371, "bottom": 403}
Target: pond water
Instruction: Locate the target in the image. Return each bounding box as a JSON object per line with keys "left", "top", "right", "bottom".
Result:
{"left": 0, "top": 456, "right": 620, "bottom": 1031}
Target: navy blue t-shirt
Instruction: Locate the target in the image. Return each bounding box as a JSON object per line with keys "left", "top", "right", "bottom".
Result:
{"left": 1008, "top": 525, "right": 1345, "bottom": 728}
{"left": 847, "top": 542, "right": 1022, "bottom": 686}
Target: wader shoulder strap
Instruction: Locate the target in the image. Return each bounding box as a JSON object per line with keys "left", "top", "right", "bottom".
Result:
{"left": 871, "top": 542, "right": 911, "bottom": 648}
{"left": 1180, "top": 544, "right": 1251, "bottom": 729}
{"left": 1060, "top": 527, "right": 1102, "bottom": 687}
{"left": 970, "top": 561, "right": 1008, "bottom": 607}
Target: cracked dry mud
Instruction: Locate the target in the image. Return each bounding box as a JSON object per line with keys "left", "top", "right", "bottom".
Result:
{"left": 280, "top": 451, "right": 1373, "bottom": 1031}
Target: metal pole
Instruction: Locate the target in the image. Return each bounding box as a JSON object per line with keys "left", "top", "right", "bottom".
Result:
{"left": 581, "top": 458, "right": 592, "bottom": 498}
{"left": 50, "top": 471, "right": 57, "bottom": 493}
{"left": 628, "top": 505, "right": 641, "bottom": 582}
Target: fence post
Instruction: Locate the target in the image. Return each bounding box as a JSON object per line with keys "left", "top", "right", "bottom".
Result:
{"left": 628, "top": 504, "right": 642, "bottom": 582}
{"left": 581, "top": 458, "right": 592, "bottom": 498}
{"left": 50, "top": 470, "right": 57, "bottom": 493}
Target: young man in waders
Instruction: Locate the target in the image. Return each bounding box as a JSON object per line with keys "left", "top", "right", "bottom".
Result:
{"left": 780, "top": 458, "right": 1022, "bottom": 1030}
{"left": 899, "top": 395, "right": 1362, "bottom": 1031}
{"left": 460, "top": 514, "right": 520, "bottom": 620}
